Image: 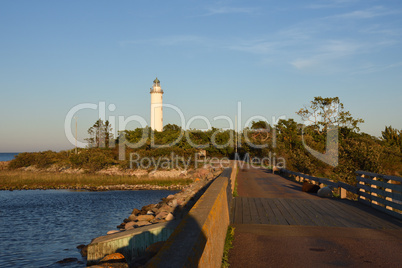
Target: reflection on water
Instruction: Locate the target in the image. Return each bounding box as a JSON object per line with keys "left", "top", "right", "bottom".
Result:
{"left": 0, "top": 189, "right": 176, "bottom": 267}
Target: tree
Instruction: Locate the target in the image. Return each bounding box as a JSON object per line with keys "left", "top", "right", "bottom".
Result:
{"left": 163, "top": 124, "right": 181, "bottom": 132}
{"left": 296, "top": 97, "right": 364, "bottom": 133}
{"left": 382, "top": 126, "right": 401, "bottom": 150}
{"left": 251, "top": 120, "right": 270, "bottom": 129}
{"left": 275, "top": 119, "right": 300, "bottom": 149}
{"left": 86, "top": 119, "right": 114, "bottom": 148}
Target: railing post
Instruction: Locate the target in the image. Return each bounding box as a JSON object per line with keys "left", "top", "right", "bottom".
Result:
{"left": 358, "top": 174, "right": 367, "bottom": 203}
{"left": 371, "top": 177, "right": 379, "bottom": 206}
{"left": 385, "top": 179, "right": 393, "bottom": 211}
{"left": 340, "top": 187, "right": 347, "bottom": 199}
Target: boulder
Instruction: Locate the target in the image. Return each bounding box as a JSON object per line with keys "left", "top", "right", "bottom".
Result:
{"left": 177, "top": 198, "right": 186, "bottom": 206}
{"left": 151, "top": 207, "right": 160, "bottom": 213}
{"left": 318, "top": 186, "right": 333, "bottom": 198}
{"left": 147, "top": 210, "right": 154, "bottom": 215}
{"left": 140, "top": 204, "right": 155, "bottom": 215}
{"left": 100, "top": 252, "right": 126, "bottom": 263}
{"left": 131, "top": 208, "right": 141, "bottom": 215}
{"left": 165, "top": 212, "right": 174, "bottom": 221}
{"left": 107, "top": 230, "right": 120, "bottom": 235}
{"left": 76, "top": 244, "right": 88, "bottom": 257}
{"left": 125, "top": 221, "right": 136, "bottom": 230}
{"left": 128, "top": 214, "right": 137, "bottom": 222}
{"left": 155, "top": 211, "right": 169, "bottom": 220}
{"left": 302, "top": 182, "right": 320, "bottom": 193}
{"left": 150, "top": 218, "right": 166, "bottom": 224}
{"left": 197, "top": 168, "right": 209, "bottom": 179}
{"left": 137, "top": 214, "right": 154, "bottom": 221}
{"left": 135, "top": 220, "right": 152, "bottom": 227}
{"left": 158, "top": 204, "right": 173, "bottom": 213}
{"left": 168, "top": 199, "right": 178, "bottom": 208}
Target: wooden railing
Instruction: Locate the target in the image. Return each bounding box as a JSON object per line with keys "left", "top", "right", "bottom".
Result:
{"left": 280, "top": 169, "right": 402, "bottom": 220}
{"left": 356, "top": 170, "right": 402, "bottom": 220}
{"left": 280, "top": 169, "right": 338, "bottom": 188}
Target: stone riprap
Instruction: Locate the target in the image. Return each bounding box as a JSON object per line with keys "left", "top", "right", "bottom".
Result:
{"left": 85, "top": 166, "right": 223, "bottom": 266}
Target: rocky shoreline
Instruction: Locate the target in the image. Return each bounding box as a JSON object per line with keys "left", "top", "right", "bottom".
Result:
{"left": 77, "top": 166, "right": 223, "bottom": 267}
{"left": 0, "top": 160, "right": 219, "bottom": 191}
{"left": 2, "top": 158, "right": 224, "bottom": 265}
{"left": 1, "top": 184, "right": 186, "bottom": 191}
{"left": 1, "top": 160, "right": 197, "bottom": 178}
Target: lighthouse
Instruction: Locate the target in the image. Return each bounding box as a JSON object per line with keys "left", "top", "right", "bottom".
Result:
{"left": 150, "top": 77, "right": 164, "bottom": 131}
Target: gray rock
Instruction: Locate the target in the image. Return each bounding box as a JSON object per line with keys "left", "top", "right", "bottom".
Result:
{"left": 168, "top": 199, "right": 178, "bottom": 208}
{"left": 318, "top": 186, "right": 333, "bottom": 198}
{"left": 117, "top": 222, "right": 126, "bottom": 229}
{"left": 155, "top": 211, "right": 169, "bottom": 220}
{"left": 128, "top": 214, "right": 137, "bottom": 222}
{"left": 77, "top": 244, "right": 88, "bottom": 257}
{"left": 131, "top": 208, "right": 140, "bottom": 215}
{"left": 137, "top": 214, "right": 155, "bottom": 221}
{"left": 165, "top": 212, "right": 174, "bottom": 221}
{"left": 150, "top": 218, "right": 166, "bottom": 224}
{"left": 159, "top": 204, "right": 173, "bottom": 213}
{"left": 135, "top": 220, "right": 152, "bottom": 227}
{"left": 107, "top": 230, "right": 120, "bottom": 235}
{"left": 125, "top": 221, "right": 136, "bottom": 230}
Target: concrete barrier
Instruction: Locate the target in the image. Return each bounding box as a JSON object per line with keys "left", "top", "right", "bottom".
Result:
{"left": 87, "top": 167, "right": 236, "bottom": 267}
{"left": 87, "top": 221, "right": 180, "bottom": 265}
{"left": 147, "top": 168, "right": 233, "bottom": 268}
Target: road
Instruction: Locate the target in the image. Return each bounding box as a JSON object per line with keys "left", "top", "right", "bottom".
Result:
{"left": 228, "top": 167, "right": 402, "bottom": 267}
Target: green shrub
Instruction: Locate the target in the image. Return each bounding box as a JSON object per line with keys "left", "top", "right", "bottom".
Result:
{"left": 69, "top": 148, "right": 115, "bottom": 171}
{"left": 8, "top": 153, "right": 36, "bottom": 169}
{"left": 35, "top": 151, "right": 59, "bottom": 168}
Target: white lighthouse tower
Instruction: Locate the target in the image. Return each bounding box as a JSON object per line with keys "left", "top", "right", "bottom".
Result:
{"left": 150, "top": 77, "right": 164, "bottom": 131}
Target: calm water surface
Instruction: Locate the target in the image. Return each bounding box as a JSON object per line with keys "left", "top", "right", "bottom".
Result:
{"left": 0, "top": 153, "right": 19, "bottom": 162}
{"left": 0, "top": 189, "right": 176, "bottom": 267}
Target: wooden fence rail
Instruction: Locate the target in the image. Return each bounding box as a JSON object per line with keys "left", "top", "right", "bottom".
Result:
{"left": 280, "top": 169, "right": 338, "bottom": 187}
{"left": 356, "top": 170, "right": 402, "bottom": 220}
{"left": 280, "top": 168, "right": 402, "bottom": 220}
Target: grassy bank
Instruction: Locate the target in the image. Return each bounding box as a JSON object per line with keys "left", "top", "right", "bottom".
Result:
{"left": 0, "top": 170, "right": 193, "bottom": 190}
{"left": 222, "top": 226, "right": 235, "bottom": 267}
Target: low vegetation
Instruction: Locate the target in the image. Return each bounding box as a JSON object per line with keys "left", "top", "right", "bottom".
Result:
{"left": 6, "top": 96, "right": 402, "bottom": 188}
{"left": 0, "top": 170, "right": 192, "bottom": 190}
{"left": 222, "top": 226, "right": 235, "bottom": 268}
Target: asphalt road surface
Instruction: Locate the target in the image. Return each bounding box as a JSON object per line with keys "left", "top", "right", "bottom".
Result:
{"left": 228, "top": 167, "right": 402, "bottom": 268}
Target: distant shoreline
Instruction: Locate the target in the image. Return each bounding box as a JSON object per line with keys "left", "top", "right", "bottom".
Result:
{"left": 0, "top": 152, "right": 19, "bottom": 162}
{"left": 0, "top": 183, "right": 185, "bottom": 192}
{"left": 0, "top": 161, "right": 220, "bottom": 191}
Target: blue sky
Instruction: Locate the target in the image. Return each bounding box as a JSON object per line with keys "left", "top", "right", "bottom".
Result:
{"left": 1, "top": 0, "right": 401, "bottom": 152}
